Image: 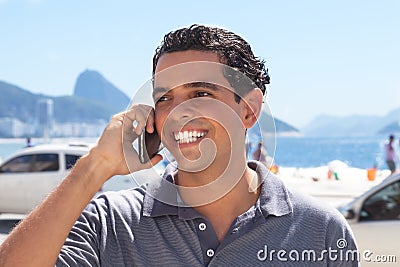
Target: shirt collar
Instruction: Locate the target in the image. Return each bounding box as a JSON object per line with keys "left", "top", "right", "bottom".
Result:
{"left": 142, "top": 163, "right": 180, "bottom": 217}
{"left": 248, "top": 161, "right": 293, "bottom": 217}
{"left": 142, "top": 161, "right": 293, "bottom": 219}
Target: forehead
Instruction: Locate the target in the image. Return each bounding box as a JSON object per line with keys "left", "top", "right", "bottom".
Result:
{"left": 153, "top": 50, "right": 232, "bottom": 90}
{"left": 155, "top": 50, "right": 220, "bottom": 72}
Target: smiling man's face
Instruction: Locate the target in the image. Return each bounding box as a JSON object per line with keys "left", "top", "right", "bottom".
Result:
{"left": 152, "top": 50, "right": 249, "bottom": 171}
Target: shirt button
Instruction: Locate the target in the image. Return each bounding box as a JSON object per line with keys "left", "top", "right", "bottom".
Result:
{"left": 206, "top": 249, "right": 215, "bottom": 257}
{"left": 198, "top": 222, "right": 207, "bottom": 231}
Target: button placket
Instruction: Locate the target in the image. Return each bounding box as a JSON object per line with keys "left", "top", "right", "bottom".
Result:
{"left": 195, "top": 219, "right": 218, "bottom": 263}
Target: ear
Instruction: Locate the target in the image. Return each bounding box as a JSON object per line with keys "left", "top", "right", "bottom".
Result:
{"left": 241, "top": 88, "right": 263, "bottom": 129}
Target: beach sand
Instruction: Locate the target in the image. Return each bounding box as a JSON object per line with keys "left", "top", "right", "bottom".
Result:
{"left": 277, "top": 164, "right": 389, "bottom": 207}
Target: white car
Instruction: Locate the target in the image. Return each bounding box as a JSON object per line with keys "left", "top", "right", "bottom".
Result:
{"left": 338, "top": 173, "right": 400, "bottom": 265}
{"left": 0, "top": 143, "right": 162, "bottom": 214}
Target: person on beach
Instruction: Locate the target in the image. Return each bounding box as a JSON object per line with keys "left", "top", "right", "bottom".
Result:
{"left": 385, "top": 134, "right": 396, "bottom": 174}
{"left": 252, "top": 141, "right": 268, "bottom": 165}
{"left": 0, "top": 25, "right": 358, "bottom": 266}
{"left": 25, "top": 137, "right": 33, "bottom": 147}
{"left": 251, "top": 141, "right": 278, "bottom": 174}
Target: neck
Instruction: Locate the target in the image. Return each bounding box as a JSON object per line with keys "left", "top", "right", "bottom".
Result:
{"left": 175, "top": 158, "right": 261, "bottom": 242}
{"left": 193, "top": 166, "right": 260, "bottom": 214}
{"left": 175, "top": 152, "right": 250, "bottom": 205}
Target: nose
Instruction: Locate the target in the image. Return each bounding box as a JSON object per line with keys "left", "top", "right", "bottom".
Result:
{"left": 168, "top": 96, "right": 196, "bottom": 122}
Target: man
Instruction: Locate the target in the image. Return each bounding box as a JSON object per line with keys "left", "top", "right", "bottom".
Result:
{"left": 252, "top": 142, "right": 268, "bottom": 166}
{"left": 0, "top": 24, "right": 358, "bottom": 266}
{"left": 385, "top": 134, "right": 396, "bottom": 174}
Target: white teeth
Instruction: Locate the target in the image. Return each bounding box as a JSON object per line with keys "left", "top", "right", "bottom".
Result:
{"left": 174, "top": 130, "right": 206, "bottom": 144}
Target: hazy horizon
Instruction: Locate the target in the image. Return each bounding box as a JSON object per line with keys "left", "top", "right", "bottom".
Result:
{"left": 1, "top": 0, "right": 399, "bottom": 128}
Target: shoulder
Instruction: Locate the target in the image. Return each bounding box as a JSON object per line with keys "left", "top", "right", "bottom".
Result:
{"left": 95, "top": 185, "right": 146, "bottom": 204}
{"left": 259, "top": 168, "right": 348, "bottom": 230}
{"left": 287, "top": 189, "right": 356, "bottom": 246}
{"left": 289, "top": 189, "right": 346, "bottom": 224}
{"left": 86, "top": 185, "right": 148, "bottom": 222}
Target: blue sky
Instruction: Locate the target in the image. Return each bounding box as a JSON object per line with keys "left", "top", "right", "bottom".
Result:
{"left": 0, "top": 0, "right": 399, "bottom": 128}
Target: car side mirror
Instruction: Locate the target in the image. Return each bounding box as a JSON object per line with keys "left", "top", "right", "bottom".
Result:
{"left": 342, "top": 209, "right": 355, "bottom": 220}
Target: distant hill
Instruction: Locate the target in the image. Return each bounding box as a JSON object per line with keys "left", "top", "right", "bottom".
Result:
{"left": 377, "top": 121, "right": 400, "bottom": 134}
{"left": 74, "top": 69, "right": 130, "bottom": 110}
{"left": 0, "top": 81, "right": 41, "bottom": 122}
{"left": 0, "top": 81, "right": 118, "bottom": 123}
{"left": 383, "top": 107, "right": 400, "bottom": 126}
{"left": 258, "top": 110, "right": 300, "bottom": 134}
{"left": 378, "top": 107, "right": 400, "bottom": 135}
{"left": 0, "top": 70, "right": 131, "bottom": 124}
{"left": 302, "top": 110, "right": 400, "bottom": 136}
{"left": 52, "top": 96, "right": 115, "bottom": 123}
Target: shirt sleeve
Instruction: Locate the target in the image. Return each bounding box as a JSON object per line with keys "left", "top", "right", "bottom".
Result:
{"left": 325, "top": 211, "right": 360, "bottom": 267}
{"left": 56, "top": 201, "right": 103, "bottom": 267}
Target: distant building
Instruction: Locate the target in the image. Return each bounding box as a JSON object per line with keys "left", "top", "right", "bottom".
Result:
{"left": 36, "top": 98, "right": 54, "bottom": 139}
{"left": 52, "top": 120, "right": 107, "bottom": 137}
{"left": 0, "top": 117, "right": 31, "bottom": 137}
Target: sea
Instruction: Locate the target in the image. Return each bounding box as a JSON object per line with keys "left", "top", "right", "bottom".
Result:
{"left": 273, "top": 135, "right": 392, "bottom": 169}
{"left": 0, "top": 135, "right": 397, "bottom": 170}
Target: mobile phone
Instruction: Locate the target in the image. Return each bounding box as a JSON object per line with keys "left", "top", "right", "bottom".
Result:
{"left": 138, "top": 128, "right": 163, "bottom": 164}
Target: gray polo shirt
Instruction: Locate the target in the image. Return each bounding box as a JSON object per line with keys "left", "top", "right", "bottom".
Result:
{"left": 57, "top": 161, "right": 359, "bottom": 266}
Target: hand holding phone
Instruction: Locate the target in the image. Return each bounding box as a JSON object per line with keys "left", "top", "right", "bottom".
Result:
{"left": 138, "top": 128, "right": 163, "bottom": 164}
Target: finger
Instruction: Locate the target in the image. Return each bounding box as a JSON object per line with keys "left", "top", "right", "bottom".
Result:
{"left": 125, "top": 107, "right": 148, "bottom": 136}
{"left": 133, "top": 107, "right": 155, "bottom": 135}
{"left": 145, "top": 108, "right": 155, "bottom": 134}
{"left": 123, "top": 140, "right": 140, "bottom": 172}
{"left": 121, "top": 112, "right": 136, "bottom": 142}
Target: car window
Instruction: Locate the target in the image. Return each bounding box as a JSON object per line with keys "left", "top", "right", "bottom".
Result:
{"left": 0, "top": 155, "right": 33, "bottom": 173}
{"left": 65, "top": 154, "right": 81, "bottom": 170}
{"left": 31, "top": 153, "right": 59, "bottom": 172}
{"left": 360, "top": 180, "right": 400, "bottom": 221}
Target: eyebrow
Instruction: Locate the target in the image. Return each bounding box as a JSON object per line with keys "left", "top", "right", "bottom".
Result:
{"left": 183, "top": 82, "right": 219, "bottom": 91}
{"left": 152, "top": 87, "right": 168, "bottom": 99}
{"left": 152, "top": 82, "right": 219, "bottom": 99}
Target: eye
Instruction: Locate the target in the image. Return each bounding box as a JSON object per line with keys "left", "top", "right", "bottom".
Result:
{"left": 155, "top": 95, "right": 169, "bottom": 104}
{"left": 195, "top": 91, "right": 212, "bottom": 97}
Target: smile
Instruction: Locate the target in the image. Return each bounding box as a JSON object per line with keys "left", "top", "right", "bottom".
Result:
{"left": 174, "top": 130, "right": 207, "bottom": 144}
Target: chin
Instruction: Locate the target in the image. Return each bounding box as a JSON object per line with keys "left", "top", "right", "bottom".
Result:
{"left": 174, "top": 154, "right": 215, "bottom": 173}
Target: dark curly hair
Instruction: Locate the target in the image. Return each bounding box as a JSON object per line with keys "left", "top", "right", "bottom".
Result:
{"left": 152, "top": 24, "right": 270, "bottom": 102}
